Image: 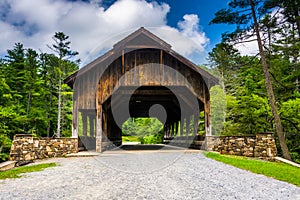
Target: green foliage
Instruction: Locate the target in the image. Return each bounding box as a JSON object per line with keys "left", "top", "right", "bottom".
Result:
{"left": 0, "top": 163, "right": 57, "bottom": 179}
{"left": 122, "top": 118, "right": 163, "bottom": 136}
{"left": 280, "top": 98, "right": 300, "bottom": 163}
{"left": 0, "top": 32, "right": 79, "bottom": 161}
{"left": 122, "top": 136, "right": 140, "bottom": 143}
{"left": 0, "top": 134, "right": 12, "bottom": 162}
{"left": 209, "top": 0, "right": 300, "bottom": 160}
{"left": 122, "top": 118, "right": 164, "bottom": 144}
{"left": 141, "top": 131, "right": 164, "bottom": 144}
{"left": 210, "top": 85, "right": 226, "bottom": 135}
{"left": 204, "top": 152, "right": 300, "bottom": 187}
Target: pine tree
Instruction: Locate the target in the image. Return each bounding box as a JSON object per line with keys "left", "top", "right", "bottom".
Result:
{"left": 48, "top": 32, "right": 78, "bottom": 138}
{"left": 210, "top": 0, "right": 291, "bottom": 160}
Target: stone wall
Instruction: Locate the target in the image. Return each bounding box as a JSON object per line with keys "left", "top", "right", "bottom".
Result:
{"left": 205, "top": 132, "right": 277, "bottom": 159}
{"left": 9, "top": 134, "right": 78, "bottom": 161}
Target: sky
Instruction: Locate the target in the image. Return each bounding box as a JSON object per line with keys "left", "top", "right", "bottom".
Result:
{"left": 0, "top": 0, "right": 255, "bottom": 66}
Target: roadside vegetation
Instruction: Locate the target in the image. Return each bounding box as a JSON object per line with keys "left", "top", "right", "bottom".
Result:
{"left": 204, "top": 152, "right": 300, "bottom": 187}
{"left": 0, "top": 163, "right": 57, "bottom": 179}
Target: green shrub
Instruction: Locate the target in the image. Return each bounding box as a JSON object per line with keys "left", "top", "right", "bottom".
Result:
{"left": 141, "top": 131, "right": 164, "bottom": 144}
{"left": 0, "top": 134, "right": 12, "bottom": 162}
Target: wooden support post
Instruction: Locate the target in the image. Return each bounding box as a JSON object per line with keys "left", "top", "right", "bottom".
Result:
{"left": 96, "top": 105, "right": 103, "bottom": 152}
{"left": 103, "top": 110, "right": 108, "bottom": 140}
{"left": 194, "top": 114, "right": 199, "bottom": 136}
{"left": 180, "top": 119, "right": 184, "bottom": 137}
{"left": 122, "top": 50, "right": 125, "bottom": 74}
{"left": 90, "top": 115, "right": 95, "bottom": 137}
{"left": 203, "top": 82, "right": 211, "bottom": 136}
{"left": 166, "top": 123, "right": 169, "bottom": 138}
{"left": 72, "top": 99, "right": 78, "bottom": 138}
{"left": 171, "top": 123, "right": 174, "bottom": 138}
{"left": 160, "top": 50, "right": 164, "bottom": 83}
{"left": 186, "top": 115, "right": 190, "bottom": 140}
{"left": 165, "top": 124, "right": 168, "bottom": 138}
{"left": 175, "top": 121, "right": 179, "bottom": 136}
{"left": 205, "top": 101, "right": 211, "bottom": 136}
{"left": 82, "top": 112, "right": 87, "bottom": 136}
{"left": 107, "top": 111, "right": 111, "bottom": 141}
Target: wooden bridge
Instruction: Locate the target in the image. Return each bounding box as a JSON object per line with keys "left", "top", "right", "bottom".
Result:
{"left": 65, "top": 27, "right": 218, "bottom": 152}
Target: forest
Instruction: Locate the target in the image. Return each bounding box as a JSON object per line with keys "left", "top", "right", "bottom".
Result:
{"left": 0, "top": 32, "right": 79, "bottom": 161}
{"left": 0, "top": 0, "right": 299, "bottom": 163}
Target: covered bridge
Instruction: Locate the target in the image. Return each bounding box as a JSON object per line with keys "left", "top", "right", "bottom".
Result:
{"left": 65, "top": 27, "right": 218, "bottom": 152}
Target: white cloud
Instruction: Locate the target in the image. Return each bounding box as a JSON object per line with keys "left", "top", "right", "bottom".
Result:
{"left": 0, "top": 0, "right": 209, "bottom": 65}
{"left": 234, "top": 9, "right": 286, "bottom": 56}
{"left": 235, "top": 39, "right": 259, "bottom": 56}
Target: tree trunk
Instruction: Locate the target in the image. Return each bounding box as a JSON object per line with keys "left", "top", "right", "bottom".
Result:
{"left": 26, "top": 79, "right": 33, "bottom": 115}
{"left": 249, "top": 0, "right": 291, "bottom": 160}
{"left": 291, "top": 0, "right": 300, "bottom": 38}
{"left": 57, "top": 77, "right": 61, "bottom": 138}
{"left": 46, "top": 93, "right": 51, "bottom": 138}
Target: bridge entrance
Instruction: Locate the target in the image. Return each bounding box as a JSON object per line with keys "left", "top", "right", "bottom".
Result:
{"left": 65, "top": 28, "right": 218, "bottom": 152}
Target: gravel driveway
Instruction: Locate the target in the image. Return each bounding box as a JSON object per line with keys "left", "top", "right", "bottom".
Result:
{"left": 1, "top": 145, "right": 300, "bottom": 200}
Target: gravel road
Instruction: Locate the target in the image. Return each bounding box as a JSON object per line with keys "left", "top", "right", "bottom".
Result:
{"left": 1, "top": 145, "right": 300, "bottom": 200}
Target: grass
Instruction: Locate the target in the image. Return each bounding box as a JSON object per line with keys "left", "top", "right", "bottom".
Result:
{"left": 0, "top": 163, "right": 57, "bottom": 179}
{"left": 204, "top": 152, "right": 300, "bottom": 187}
{"left": 122, "top": 135, "right": 140, "bottom": 142}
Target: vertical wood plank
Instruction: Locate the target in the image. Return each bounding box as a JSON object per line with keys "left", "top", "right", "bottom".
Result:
{"left": 175, "top": 121, "right": 179, "bottom": 136}
{"left": 194, "top": 114, "right": 199, "bottom": 136}
{"left": 122, "top": 50, "right": 125, "bottom": 75}
{"left": 82, "top": 111, "right": 87, "bottom": 136}
{"left": 186, "top": 115, "right": 190, "bottom": 140}
{"left": 180, "top": 118, "right": 184, "bottom": 137}
{"left": 90, "top": 114, "right": 95, "bottom": 137}
{"left": 205, "top": 100, "right": 211, "bottom": 136}
{"left": 96, "top": 104, "right": 103, "bottom": 152}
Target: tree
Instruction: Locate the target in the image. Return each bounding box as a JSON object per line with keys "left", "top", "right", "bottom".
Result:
{"left": 210, "top": 0, "right": 291, "bottom": 160}
{"left": 208, "top": 43, "right": 243, "bottom": 95}
{"left": 0, "top": 34, "right": 79, "bottom": 161}
{"left": 210, "top": 85, "right": 226, "bottom": 135}
{"left": 264, "top": 0, "right": 300, "bottom": 93}
{"left": 48, "top": 32, "right": 79, "bottom": 138}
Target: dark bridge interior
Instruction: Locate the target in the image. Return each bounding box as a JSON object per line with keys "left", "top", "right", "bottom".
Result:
{"left": 99, "top": 85, "right": 204, "bottom": 150}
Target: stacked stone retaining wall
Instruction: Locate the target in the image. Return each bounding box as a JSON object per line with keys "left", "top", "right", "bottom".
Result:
{"left": 9, "top": 134, "right": 78, "bottom": 161}
{"left": 205, "top": 132, "right": 277, "bottom": 159}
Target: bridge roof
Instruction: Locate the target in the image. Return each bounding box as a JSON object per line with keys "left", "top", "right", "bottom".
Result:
{"left": 65, "top": 27, "right": 218, "bottom": 87}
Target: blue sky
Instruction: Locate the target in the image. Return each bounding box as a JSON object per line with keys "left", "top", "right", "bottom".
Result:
{"left": 99, "top": 0, "right": 234, "bottom": 48}
{"left": 0, "top": 0, "right": 239, "bottom": 65}
{"left": 157, "top": 0, "right": 234, "bottom": 48}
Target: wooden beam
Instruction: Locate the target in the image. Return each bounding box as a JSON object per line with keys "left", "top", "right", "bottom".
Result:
{"left": 186, "top": 115, "right": 190, "bottom": 140}
{"left": 82, "top": 112, "right": 87, "bottom": 136}
{"left": 171, "top": 123, "right": 174, "bottom": 138}
{"left": 205, "top": 101, "right": 211, "bottom": 136}
{"left": 160, "top": 50, "right": 163, "bottom": 83}
{"left": 122, "top": 50, "right": 125, "bottom": 74}
{"left": 175, "top": 121, "right": 179, "bottom": 136}
{"left": 96, "top": 104, "right": 103, "bottom": 152}
{"left": 103, "top": 110, "right": 107, "bottom": 138}
{"left": 72, "top": 98, "right": 78, "bottom": 138}
{"left": 180, "top": 118, "right": 184, "bottom": 136}
{"left": 164, "top": 124, "right": 167, "bottom": 139}
{"left": 193, "top": 114, "right": 199, "bottom": 136}
{"left": 89, "top": 115, "right": 95, "bottom": 137}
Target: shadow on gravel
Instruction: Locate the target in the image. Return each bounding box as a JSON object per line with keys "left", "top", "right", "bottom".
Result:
{"left": 113, "top": 144, "right": 183, "bottom": 151}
